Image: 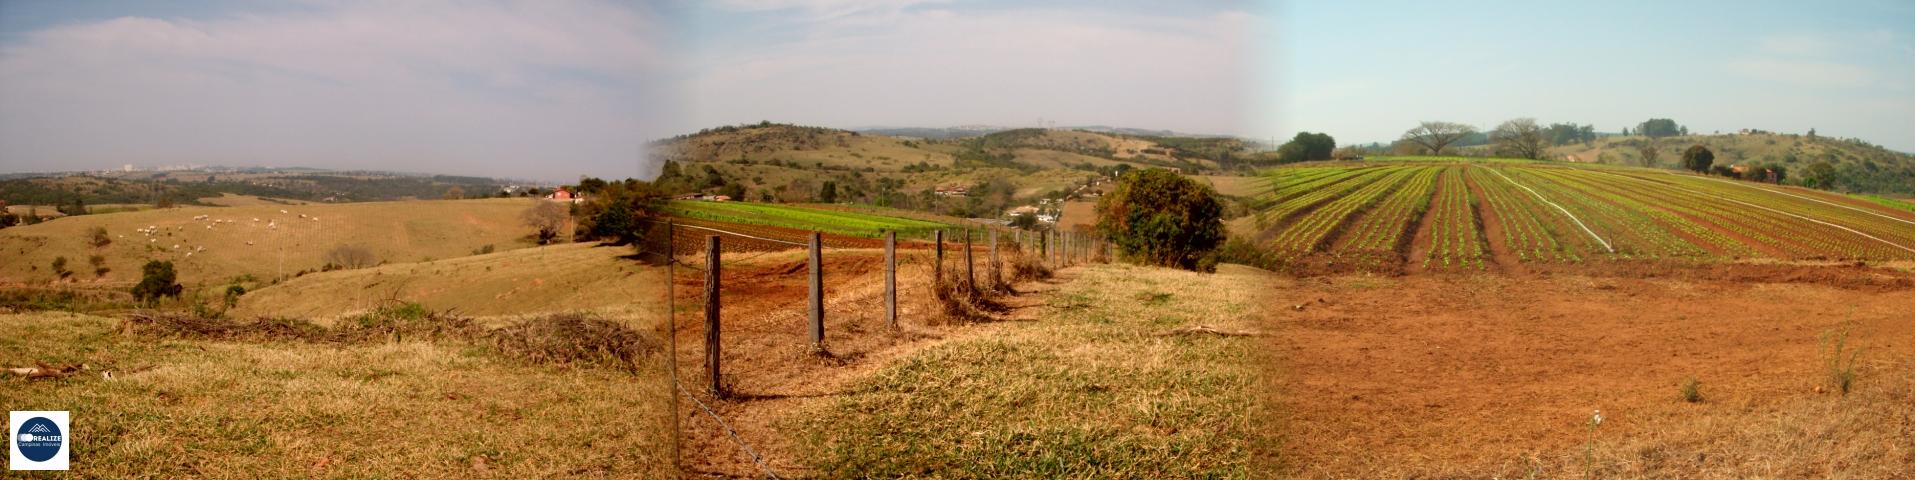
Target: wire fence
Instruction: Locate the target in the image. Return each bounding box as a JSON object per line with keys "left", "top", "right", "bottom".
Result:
{"left": 634, "top": 217, "right": 1107, "bottom": 478}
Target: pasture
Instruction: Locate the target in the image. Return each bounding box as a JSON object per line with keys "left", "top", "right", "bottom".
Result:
{"left": 0, "top": 198, "right": 547, "bottom": 288}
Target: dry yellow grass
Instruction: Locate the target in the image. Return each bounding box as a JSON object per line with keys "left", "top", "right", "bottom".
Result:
{"left": 232, "top": 242, "right": 665, "bottom": 323}
{"left": 0, "top": 311, "right": 674, "bottom": 477}
{"left": 1, "top": 197, "right": 547, "bottom": 288}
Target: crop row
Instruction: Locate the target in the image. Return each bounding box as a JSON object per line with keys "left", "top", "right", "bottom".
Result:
{"left": 1423, "top": 167, "right": 1486, "bottom": 270}
{"left": 1465, "top": 166, "right": 1585, "bottom": 262}
{"left": 1267, "top": 167, "right": 1420, "bottom": 257}
{"left": 1327, "top": 166, "right": 1439, "bottom": 268}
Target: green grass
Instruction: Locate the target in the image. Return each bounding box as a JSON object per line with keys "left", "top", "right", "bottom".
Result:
{"left": 665, "top": 200, "right": 951, "bottom": 238}
{"left": 789, "top": 264, "right": 1266, "bottom": 478}
{"left": 1363, "top": 155, "right": 1546, "bottom": 164}
{"left": 1860, "top": 195, "right": 1915, "bottom": 214}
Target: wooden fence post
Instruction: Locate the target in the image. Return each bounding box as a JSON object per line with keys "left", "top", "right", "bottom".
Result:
{"left": 1039, "top": 231, "right": 1048, "bottom": 265}
{"left": 988, "top": 229, "right": 999, "bottom": 290}
{"left": 704, "top": 235, "right": 722, "bottom": 398}
{"left": 885, "top": 231, "right": 897, "bottom": 327}
{"left": 934, "top": 230, "right": 944, "bottom": 283}
{"left": 963, "top": 229, "right": 975, "bottom": 292}
{"left": 808, "top": 231, "right": 824, "bottom": 348}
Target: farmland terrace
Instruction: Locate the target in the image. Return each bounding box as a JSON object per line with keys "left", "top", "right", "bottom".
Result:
{"left": 1237, "top": 159, "right": 1915, "bottom": 277}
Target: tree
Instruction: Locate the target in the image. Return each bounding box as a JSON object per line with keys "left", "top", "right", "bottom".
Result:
{"left": 1399, "top": 121, "right": 1477, "bottom": 156}
{"left": 818, "top": 181, "right": 839, "bottom": 203}
{"left": 1637, "top": 144, "right": 1661, "bottom": 167}
{"left": 573, "top": 179, "right": 669, "bottom": 245}
{"left": 88, "top": 226, "right": 112, "bottom": 248}
{"left": 443, "top": 186, "right": 466, "bottom": 200}
{"left": 1635, "top": 118, "right": 1682, "bottom": 138}
{"left": 1094, "top": 169, "right": 1226, "bottom": 272}
{"left": 1490, "top": 118, "right": 1547, "bottom": 160}
{"left": 51, "top": 256, "right": 71, "bottom": 279}
{"left": 521, "top": 201, "right": 569, "bottom": 245}
{"left": 1680, "top": 145, "right": 1715, "bottom": 173}
{"left": 576, "top": 177, "right": 609, "bottom": 194}
{"left": 1807, "top": 128, "right": 1817, "bottom": 139}
{"left": 1800, "top": 161, "right": 1838, "bottom": 189}
{"left": 131, "top": 260, "right": 183, "bottom": 305}
{"left": 89, "top": 254, "right": 109, "bottom": 277}
{"left": 1275, "top": 132, "right": 1336, "bottom": 163}
{"left": 1009, "top": 213, "right": 1038, "bottom": 230}
{"left": 323, "top": 245, "right": 378, "bottom": 269}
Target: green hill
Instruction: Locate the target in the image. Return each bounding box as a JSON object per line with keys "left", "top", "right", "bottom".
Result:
{"left": 1544, "top": 132, "right": 1915, "bottom": 195}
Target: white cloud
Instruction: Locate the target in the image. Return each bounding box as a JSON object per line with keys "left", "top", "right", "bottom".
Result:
{"left": 0, "top": 1, "right": 676, "bottom": 181}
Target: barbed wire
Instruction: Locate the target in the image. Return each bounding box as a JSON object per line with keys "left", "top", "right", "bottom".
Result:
{"left": 675, "top": 380, "right": 782, "bottom": 480}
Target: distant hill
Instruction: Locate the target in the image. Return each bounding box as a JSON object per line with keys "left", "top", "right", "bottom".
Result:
{"left": 649, "top": 122, "right": 1270, "bottom": 218}
{"left": 1543, "top": 132, "right": 1915, "bottom": 195}
{"left": 0, "top": 168, "right": 529, "bottom": 208}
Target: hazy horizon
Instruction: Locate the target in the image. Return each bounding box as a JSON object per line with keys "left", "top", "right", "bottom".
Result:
{"left": 3, "top": 0, "right": 1912, "bottom": 182}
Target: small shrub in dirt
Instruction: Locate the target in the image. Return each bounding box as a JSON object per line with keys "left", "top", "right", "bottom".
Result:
{"left": 51, "top": 256, "right": 71, "bottom": 279}
{"left": 1822, "top": 328, "right": 1862, "bottom": 396}
{"left": 131, "top": 260, "right": 183, "bottom": 305}
{"left": 1679, "top": 377, "right": 1702, "bottom": 403}
{"left": 489, "top": 313, "right": 658, "bottom": 371}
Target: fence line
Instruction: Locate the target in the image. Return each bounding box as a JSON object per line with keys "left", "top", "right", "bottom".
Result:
{"left": 657, "top": 220, "right": 1107, "bottom": 477}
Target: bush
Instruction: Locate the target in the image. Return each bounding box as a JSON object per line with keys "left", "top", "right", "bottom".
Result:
{"left": 131, "top": 260, "right": 183, "bottom": 305}
{"left": 1679, "top": 377, "right": 1702, "bottom": 403}
{"left": 88, "top": 226, "right": 111, "bottom": 247}
{"left": 322, "top": 245, "right": 378, "bottom": 269}
{"left": 89, "top": 254, "right": 109, "bottom": 277}
{"left": 1094, "top": 169, "right": 1226, "bottom": 271}
{"left": 51, "top": 256, "right": 71, "bottom": 279}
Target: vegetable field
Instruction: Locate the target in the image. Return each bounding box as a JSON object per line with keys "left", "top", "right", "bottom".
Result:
{"left": 1244, "top": 160, "right": 1915, "bottom": 272}
{"left": 664, "top": 201, "right": 951, "bottom": 239}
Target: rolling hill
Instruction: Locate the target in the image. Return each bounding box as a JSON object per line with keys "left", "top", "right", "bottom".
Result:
{"left": 648, "top": 123, "right": 1269, "bottom": 216}
{"left": 1544, "top": 132, "right": 1915, "bottom": 195}
{"left": 0, "top": 198, "right": 551, "bottom": 289}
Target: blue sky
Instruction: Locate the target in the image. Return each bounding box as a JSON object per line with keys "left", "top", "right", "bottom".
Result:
{"left": 1269, "top": 0, "right": 1915, "bottom": 149}
{"left": 2, "top": 1, "right": 1910, "bottom": 181}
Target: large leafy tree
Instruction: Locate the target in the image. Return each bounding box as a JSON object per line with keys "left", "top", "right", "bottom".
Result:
{"left": 1399, "top": 121, "right": 1478, "bottom": 155}
{"left": 1680, "top": 145, "right": 1715, "bottom": 173}
{"left": 1094, "top": 169, "right": 1226, "bottom": 272}
{"left": 1275, "top": 132, "right": 1336, "bottom": 163}
{"left": 1635, "top": 118, "right": 1683, "bottom": 138}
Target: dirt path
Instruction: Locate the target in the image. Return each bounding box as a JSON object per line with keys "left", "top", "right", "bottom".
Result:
{"left": 669, "top": 253, "right": 1083, "bottom": 478}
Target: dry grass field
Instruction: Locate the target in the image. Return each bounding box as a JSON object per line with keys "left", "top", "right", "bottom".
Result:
{"left": 0, "top": 310, "right": 675, "bottom": 477}
{"left": 231, "top": 242, "right": 663, "bottom": 322}
{"left": 0, "top": 197, "right": 548, "bottom": 289}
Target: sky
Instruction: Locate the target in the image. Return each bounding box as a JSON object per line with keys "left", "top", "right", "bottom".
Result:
{"left": 1, "top": 1, "right": 1911, "bottom": 182}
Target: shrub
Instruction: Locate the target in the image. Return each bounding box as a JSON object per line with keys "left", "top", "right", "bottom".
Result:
{"left": 89, "top": 254, "right": 109, "bottom": 277}
{"left": 51, "top": 256, "right": 71, "bottom": 279}
{"left": 130, "top": 260, "right": 184, "bottom": 305}
{"left": 1679, "top": 377, "right": 1702, "bottom": 403}
{"left": 223, "top": 284, "right": 247, "bottom": 308}
{"left": 322, "top": 245, "right": 378, "bottom": 269}
{"left": 1094, "top": 169, "right": 1226, "bottom": 271}
{"left": 1822, "top": 328, "right": 1862, "bottom": 396}
{"left": 88, "top": 226, "right": 111, "bottom": 247}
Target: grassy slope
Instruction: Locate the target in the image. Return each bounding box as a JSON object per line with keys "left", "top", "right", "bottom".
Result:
{"left": 231, "top": 242, "right": 665, "bottom": 322}
{"left": 790, "top": 264, "right": 1269, "bottom": 478}
{"left": 0, "top": 198, "right": 542, "bottom": 287}
{"left": 665, "top": 200, "right": 949, "bottom": 237}
{"left": 1546, "top": 132, "right": 1915, "bottom": 194}
{"left": 0, "top": 312, "right": 672, "bottom": 477}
